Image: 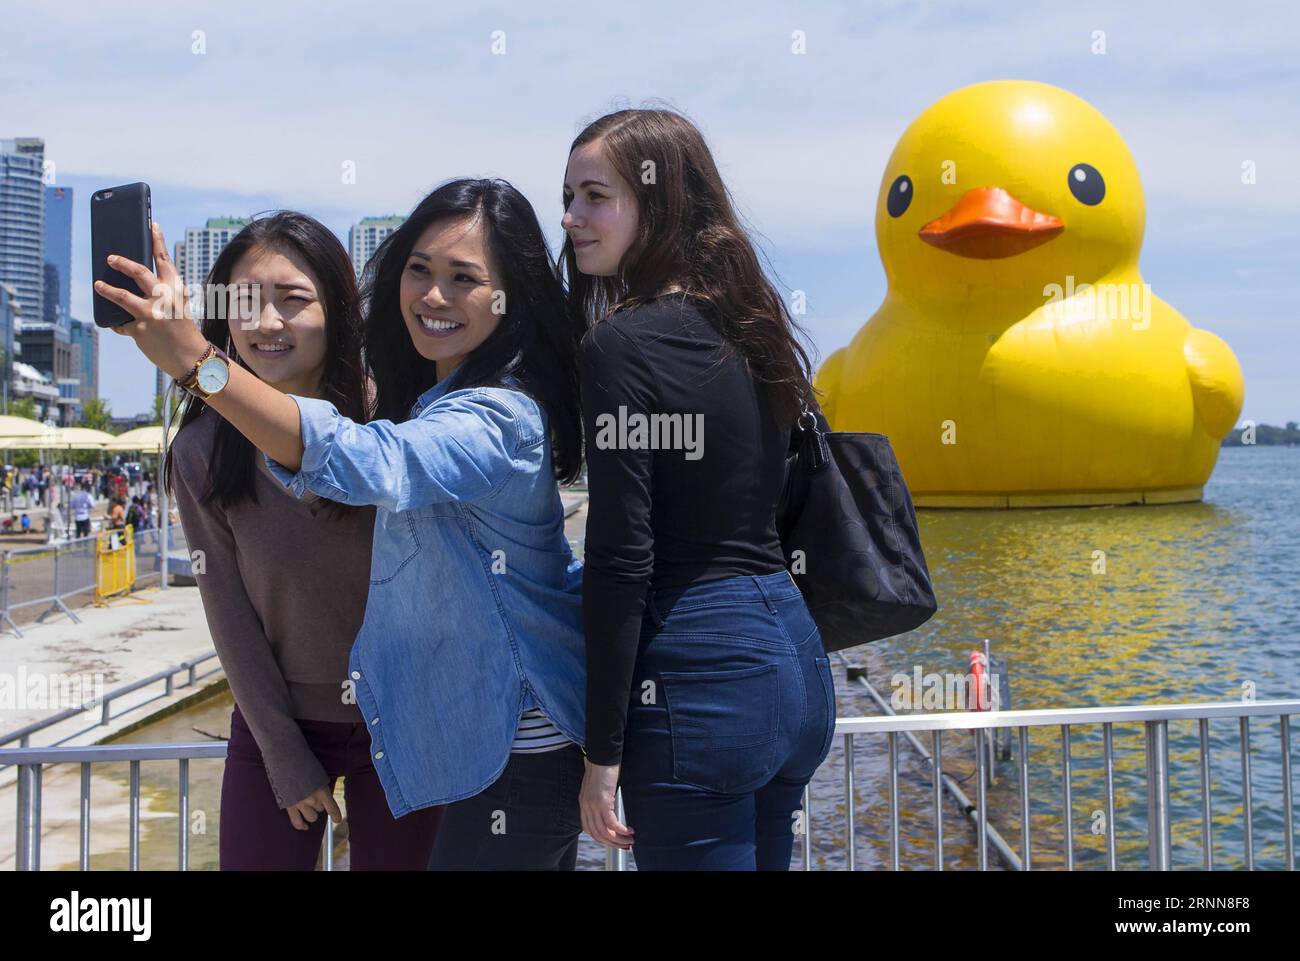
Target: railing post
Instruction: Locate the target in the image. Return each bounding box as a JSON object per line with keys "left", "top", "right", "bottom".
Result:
{"left": 1061, "top": 724, "right": 1074, "bottom": 870}
{"left": 1018, "top": 726, "right": 1031, "bottom": 870}
{"left": 801, "top": 783, "right": 812, "bottom": 870}
{"left": 322, "top": 816, "right": 334, "bottom": 871}
{"left": 1199, "top": 717, "right": 1213, "bottom": 871}
{"left": 16, "top": 763, "right": 42, "bottom": 871}
{"left": 1145, "top": 720, "right": 1171, "bottom": 870}
{"left": 932, "top": 729, "right": 944, "bottom": 870}
{"left": 844, "top": 733, "right": 856, "bottom": 871}
{"left": 1281, "top": 716, "right": 1294, "bottom": 872}
{"left": 888, "top": 731, "right": 900, "bottom": 871}
{"left": 1240, "top": 716, "right": 1254, "bottom": 870}
{"left": 1104, "top": 723, "right": 1118, "bottom": 871}
{"left": 129, "top": 759, "right": 141, "bottom": 871}
{"left": 80, "top": 761, "right": 92, "bottom": 870}
{"left": 178, "top": 757, "right": 189, "bottom": 871}
{"left": 614, "top": 789, "right": 628, "bottom": 871}
{"left": 600, "top": 791, "right": 626, "bottom": 871}
{"left": 16, "top": 762, "right": 29, "bottom": 870}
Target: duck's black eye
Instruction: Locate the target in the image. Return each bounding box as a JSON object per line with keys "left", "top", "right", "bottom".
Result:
{"left": 886, "top": 175, "right": 913, "bottom": 217}
{"left": 1067, "top": 164, "right": 1105, "bottom": 205}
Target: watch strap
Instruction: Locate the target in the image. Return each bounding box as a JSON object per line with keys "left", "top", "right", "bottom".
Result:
{"left": 176, "top": 343, "right": 216, "bottom": 392}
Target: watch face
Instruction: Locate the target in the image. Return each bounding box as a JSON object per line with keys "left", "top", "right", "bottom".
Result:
{"left": 196, "top": 357, "right": 229, "bottom": 394}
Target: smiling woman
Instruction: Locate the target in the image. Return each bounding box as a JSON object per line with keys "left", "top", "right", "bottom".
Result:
{"left": 559, "top": 108, "right": 828, "bottom": 871}
{"left": 97, "top": 179, "right": 592, "bottom": 872}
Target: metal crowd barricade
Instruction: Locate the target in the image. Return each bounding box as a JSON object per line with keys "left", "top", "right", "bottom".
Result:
{"left": 5, "top": 696, "right": 1297, "bottom": 871}
{"left": 799, "top": 690, "right": 1299, "bottom": 872}
{"left": 3, "top": 741, "right": 339, "bottom": 871}
{"left": 1, "top": 522, "right": 186, "bottom": 637}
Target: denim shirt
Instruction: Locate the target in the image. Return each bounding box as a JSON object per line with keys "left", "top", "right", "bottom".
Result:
{"left": 264, "top": 369, "right": 586, "bottom": 814}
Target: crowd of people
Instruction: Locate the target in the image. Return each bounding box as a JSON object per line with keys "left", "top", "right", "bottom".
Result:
{"left": 0, "top": 463, "right": 159, "bottom": 540}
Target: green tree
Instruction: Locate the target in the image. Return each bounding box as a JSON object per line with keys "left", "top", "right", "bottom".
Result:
{"left": 9, "top": 396, "right": 37, "bottom": 421}
{"left": 78, "top": 398, "right": 113, "bottom": 432}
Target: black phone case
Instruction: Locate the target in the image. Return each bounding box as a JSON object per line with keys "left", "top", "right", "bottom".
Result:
{"left": 91, "top": 182, "right": 153, "bottom": 328}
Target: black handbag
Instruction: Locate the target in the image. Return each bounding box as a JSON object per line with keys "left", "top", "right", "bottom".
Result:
{"left": 776, "top": 401, "right": 938, "bottom": 653}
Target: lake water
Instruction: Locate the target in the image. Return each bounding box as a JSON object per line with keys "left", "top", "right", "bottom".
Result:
{"left": 803, "top": 445, "right": 1300, "bottom": 870}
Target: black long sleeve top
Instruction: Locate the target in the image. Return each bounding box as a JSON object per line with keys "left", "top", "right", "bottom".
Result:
{"left": 579, "top": 292, "right": 790, "bottom": 765}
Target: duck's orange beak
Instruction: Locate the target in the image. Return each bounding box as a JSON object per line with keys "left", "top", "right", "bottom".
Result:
{"left": 918, "top": 187, "right": 1063, "bottom": 259}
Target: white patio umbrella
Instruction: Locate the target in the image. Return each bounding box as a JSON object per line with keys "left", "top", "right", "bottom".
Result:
{"left": 102, "top": 424, "right": 180, "bottom": 453}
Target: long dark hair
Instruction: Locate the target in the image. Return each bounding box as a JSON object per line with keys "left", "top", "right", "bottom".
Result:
{"left": 561, "top": 108, "right": 816, "bottom": 426}
{"left": 163, "top": 211, "right": 368, "bottom": 515}
{"left": 363, "top": 178, "right": 584, "bottom": 484}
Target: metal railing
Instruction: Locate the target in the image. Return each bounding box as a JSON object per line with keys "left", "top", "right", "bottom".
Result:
{"left": 4, "top": 695, "right": 1296, "bottom": 871}
{"left": 788, "top": 686, "right": 1297, "bottom": 872}
{"left": 1, "top": 523, "right": 187, "bottom": 637}
{"left": 0, "top": 651, "right": 223, "bottom": 762}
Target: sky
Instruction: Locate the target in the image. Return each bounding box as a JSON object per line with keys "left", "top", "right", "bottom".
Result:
{"left": 2, "top": 0, "right": 1297, "bottom": 423}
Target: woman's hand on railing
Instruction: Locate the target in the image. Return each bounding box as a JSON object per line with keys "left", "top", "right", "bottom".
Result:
{"left": 580, "top": 760, "right": 634, "bottom": 850}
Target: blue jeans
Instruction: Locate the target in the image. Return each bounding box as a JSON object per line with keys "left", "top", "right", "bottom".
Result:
{"left": 619, "top": 570, "right": 836, "bottom": 870}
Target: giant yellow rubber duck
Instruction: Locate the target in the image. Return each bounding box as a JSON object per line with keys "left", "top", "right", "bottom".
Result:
{"left": 815, "top": 80, "right": 1244, "bottom": 507}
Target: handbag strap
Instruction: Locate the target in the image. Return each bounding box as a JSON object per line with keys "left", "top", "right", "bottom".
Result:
{"left": 791, "top": 381, "right": 831, "bottom": 471}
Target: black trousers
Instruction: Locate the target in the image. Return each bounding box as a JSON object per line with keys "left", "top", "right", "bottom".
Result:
{"left": 427, "top": 743, "right": 584, "bottom": 870}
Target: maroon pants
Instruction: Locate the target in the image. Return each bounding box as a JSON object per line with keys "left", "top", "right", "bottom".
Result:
{"left": 220, "top": 704, "right": 443, "bottom": 870}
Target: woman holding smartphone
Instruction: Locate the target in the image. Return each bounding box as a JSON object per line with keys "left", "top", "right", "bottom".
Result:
{"left": 564, "top": 109, "right": 837, "bottom": 870}
{"left": 100, "top": 180, "right": 589, "bottom": 870}
{"left": 161, "top": 211, "right": 442, "bottom": 869}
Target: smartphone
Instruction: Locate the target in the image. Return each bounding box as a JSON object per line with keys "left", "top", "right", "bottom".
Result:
{"left": 91, "top": 182, "right": 153, "bottom": 327}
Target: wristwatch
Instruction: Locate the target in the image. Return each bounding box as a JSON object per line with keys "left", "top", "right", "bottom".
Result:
{"left": 177, "top": 343, "right": 232, "bottom": 399}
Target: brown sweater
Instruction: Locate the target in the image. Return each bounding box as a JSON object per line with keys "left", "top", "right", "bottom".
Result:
{"left": 170, "top": 409, "right": 375, "bottom": 808}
